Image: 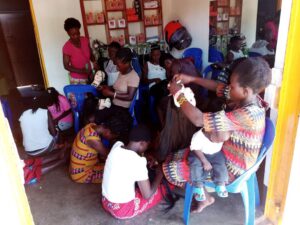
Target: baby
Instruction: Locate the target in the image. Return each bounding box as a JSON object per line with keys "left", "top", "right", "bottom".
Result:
{"left": 189, "top": 129, "right": 231, "bottom": 201}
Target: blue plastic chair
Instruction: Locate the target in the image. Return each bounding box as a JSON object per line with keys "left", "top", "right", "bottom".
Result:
{"left": 183, "top": 48, "right": 203, "bottom": 72}
{"left": 208, "top": 47, "right": 224, "bottom": 63}
{"left": 129, "top": 90, "right": 138, "bottom": 126}
{"left": 183, "top": 118, "right": 275, "bottom": 225}
{"left": 63, "top": 85, "right": 99, "bottom": 133}
{"left": 0, "top": 98, "right": 13, "bottom": 129}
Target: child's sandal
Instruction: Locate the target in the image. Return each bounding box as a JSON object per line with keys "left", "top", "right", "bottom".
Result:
{"left": 193, "top": 187, "right": 206, "bottom": 201}
{"left": 216, "top": 185, "right": 228, "bottom": 198}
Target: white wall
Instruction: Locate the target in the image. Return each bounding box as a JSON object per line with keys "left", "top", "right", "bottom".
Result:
{"left": 241, "top": 0, "right": 258, "bottom": 48}
{"left": 162, "top": 0, "right": 210, "bottom": 67}
{"left": 32, "top": 0, "right": 83, "bottom": 93}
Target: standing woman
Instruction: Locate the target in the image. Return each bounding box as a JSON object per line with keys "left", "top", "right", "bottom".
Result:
{"left": 63, "top": 18, "right": 97, "bottom": 84}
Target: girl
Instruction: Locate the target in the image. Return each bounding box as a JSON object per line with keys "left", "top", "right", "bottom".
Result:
{"left": 69, "top": 113, "right": 132, "bottom": 183}
{"left": 63, "top": 18, "right": 98, "bottom": 84}
{"left": 47, "top": 87, "right": 73, "bottom": 131}
{"left": 226, "top": 36, "right": 245, "bottom": 65}
{"left": 165, "top": 57, "right": 271, "bottom": 213}
{"left": 102, "top": 125, "right": 166, "bottom": 219}
{"left": 19, "top": 92, "right": 59, "bottom": 156}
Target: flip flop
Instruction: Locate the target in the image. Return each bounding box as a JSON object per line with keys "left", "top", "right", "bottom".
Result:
{"left": 193, "top": 187, "right": 206, "bottom": 201}
{"left": 216, "top": 185, "right": 228, "bottom": 198}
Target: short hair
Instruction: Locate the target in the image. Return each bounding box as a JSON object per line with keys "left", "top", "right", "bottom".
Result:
{"left": 108, "top": 41, "right": 121, "bottom": 50}
{"left": 233, "top": 57, "right": 272, "bottom": 94}
{"left": 230, "top": 35, "right": 243, "bottom": 44}
{"left": 64, "top": 18, "right": 81, "bottom": 32}
{"left": 31, "top": 91, "right": 51, "bottom": 113}
{"left": 150, "top": 44, "right": 160, "bottom": 52}
{"left": 129, "top": 124, "right": 151, "bottom": 142}
{"left": 97, "top": 112, "right": 133, "bottom": 139}
{"left": 115, "top": 47, "right": 133, "bottom": 64}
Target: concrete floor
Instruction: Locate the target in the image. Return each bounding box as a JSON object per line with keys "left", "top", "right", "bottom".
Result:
{"left": 25, "top": 165, "right": 270, "bottom": 225}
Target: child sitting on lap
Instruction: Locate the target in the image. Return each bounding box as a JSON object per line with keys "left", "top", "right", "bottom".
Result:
{"left": 189, "top": 129, "right": 231, "bottom": 201}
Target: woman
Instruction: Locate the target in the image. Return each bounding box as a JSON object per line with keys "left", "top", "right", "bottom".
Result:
{"left": 46, "top": 87, "right": 73, "bottom": 131}
{"left": 95, "top": 47, "right": 140, "bottom": 123}
{"left": 104, "top": 41, "right": 121, "bottom": 86}
{"left": 69, "top": 113, "right": 132, "bottom": 183}
{"left": 163, "top": 57, "right": 271, "bottom": 212}
{"left": 63, "top": 17, "right": 98, "bottom": 84}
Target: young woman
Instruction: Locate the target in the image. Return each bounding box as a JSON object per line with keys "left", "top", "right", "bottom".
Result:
{"left": 104, "top": 41, "right": 121, "bottom": 86}
{"left": 62, "top": 17, "right": 98, "bottom": 84}
{"left": 164, "top": 57, "right": 271, "bottom": 213}
{"left": 69, "top": 113, "right": 132, "bottom": 183}
{"left": 102, "top": 125, "right": 166, "bottom": 219}
{"left": 95, "top": 48, "right": 140, "bottom": 123}
{"left": 46, "top": 87, "right": 73, "bottom": 131}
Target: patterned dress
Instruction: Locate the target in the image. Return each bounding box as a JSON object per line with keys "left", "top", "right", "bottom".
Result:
{"left": 163, "top": 89, "right": 268, "bottom": 186}
{"left": 69, "top": 124, "right": 104, "bottom": 183}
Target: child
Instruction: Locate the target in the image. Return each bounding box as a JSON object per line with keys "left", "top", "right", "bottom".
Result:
{"left": 189, "top": 129, "right": 231, "bottom": 201}
{"left": 69, "top": 113, "right": 132, "bottom": 183}
{"left": 46, "top": 87, "right": 73, "bottom": 131}
{"left": 226, "top": 36, "right": 245, "bottom": 64}
{"left": 104, "top": 41, "right": 121, "bottom": 86}
{"left": 102, "top": 125, "right": 166, "bottom": 219}
{"left": 166, "top": 57, "right": 271, "bottom": 213}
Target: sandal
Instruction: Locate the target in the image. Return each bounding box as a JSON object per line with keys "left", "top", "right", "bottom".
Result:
{"left": 216, "top": 185, "right": 228, "bottom": 198}
{"left": 193, "top": 187, "right": 206, "bottom": 201}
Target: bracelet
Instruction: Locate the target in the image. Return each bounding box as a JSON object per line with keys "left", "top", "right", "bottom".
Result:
{"left": 177, "top": 95, "right": 188, "bottom": 107}
{"left": 113, "top": 92, "right": 117, "bottom": 99}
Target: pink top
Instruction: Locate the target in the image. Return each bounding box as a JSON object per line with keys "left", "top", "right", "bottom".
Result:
{"left": 62, "top": 37, "right": 91, "bottom": 79}
{"left": 48, "top": 95, "right": 73, "bottom": 124}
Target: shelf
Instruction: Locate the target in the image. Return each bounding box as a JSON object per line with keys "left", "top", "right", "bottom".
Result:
{"left": 106, "top": 8, "right": 125, "bottom": 12}
{"left": 108, "top": 27, "right": 127, "bottom": 30}
{"left": 229, "top": 15, "right": 241, "bottom": 17}
{"left": 145, "top": 24, "right": 162, "bottom": 27}
{"left": 144, "top": 7, "right": 160, "bottom": 10}
{"left": 127, "top": 20, "right": 143, "bottom": 23}
{"left": 87, "top": 22, "right": 105, "bottom": 26}
{"left": 217, "top": 20, "right": 229, "bottom": 22}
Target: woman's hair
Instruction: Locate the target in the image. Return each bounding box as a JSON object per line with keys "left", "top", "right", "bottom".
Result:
{"left": 31, "top": 91, "right": 51, "bottom": 113}
{"left": 108, "top": 41, "right": 121, "bottom": 50}
{"left": 115, "top": 47, "right": 133, "bottom": 64}
{"left": 64, "top": 18, "right": 81, "bottom": 32}
{"left": 150, "top": 44, "right": 160, "bottom": 52}
{"left": 98, "top": 112, "right": 133, "bottom": 142}
{"left": 46, "top": 87, "right": 60, "bottom": 111}
{"left": 233, "top": 57, "right": 272, "bottom": 94}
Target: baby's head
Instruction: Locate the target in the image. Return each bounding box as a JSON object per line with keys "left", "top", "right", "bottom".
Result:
{"left": 228, "top": 57, "right": 272, "bottom": 102}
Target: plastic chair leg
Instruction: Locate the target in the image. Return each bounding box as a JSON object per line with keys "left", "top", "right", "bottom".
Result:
{"left": 183, "top": 182, "right": 194, "bottom": 225}
{"left": 254, "top": 173, "right": 260, "bottom": 207}
{"left": 74, "top": 111, "right": 80, "bottom": 133}
{"left": 241, "top": 175, "right": 255, "bottom": 225}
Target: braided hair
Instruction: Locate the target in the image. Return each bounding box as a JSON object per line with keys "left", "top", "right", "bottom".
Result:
{"left": 115, "top": 47, "right": 133, "bottom": 64}
{"left": 46, "top": 87, "right": 60, "bottom": 111}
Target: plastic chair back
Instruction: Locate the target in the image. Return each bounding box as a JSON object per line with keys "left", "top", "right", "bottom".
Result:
{"left": 183, "top": 48, "right": 203, "bottom": 72}
{"left": 0, "top": 98, "right": 13, "bottom": 129}
{"left": 209, "top": 47, "right": 224, "bottom": 63}
{"left": 132, "top": 51, "right": 142, "bottom": 77}
{"left": 63, "top": 85, "right": 99, "bottom": 133}
{"left": 129, "top": 90, "right": 138, "bottom": 126}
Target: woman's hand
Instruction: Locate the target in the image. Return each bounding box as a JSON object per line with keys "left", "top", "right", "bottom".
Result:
{"left": 168, "top": 79, "right": 182, "bottom": 96}
{"left": 101, "top": 85, "right": 114, "bottom": 98}
{"left": 173, "top": 73, "right": 194, "bottom": 85}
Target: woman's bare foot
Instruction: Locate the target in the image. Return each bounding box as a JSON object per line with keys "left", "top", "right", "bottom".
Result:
{"left": 191, "top": 195, "right": 215, "bottom": 213}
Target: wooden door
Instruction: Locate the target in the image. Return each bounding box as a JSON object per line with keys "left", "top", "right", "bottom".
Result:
{"left": 0, "top": 11, "right": 44, "bottom": 86}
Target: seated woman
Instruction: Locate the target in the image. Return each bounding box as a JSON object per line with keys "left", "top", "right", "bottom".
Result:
{"left": 164, "top": 57, "right": 271, "bottom": 212}
{"left": 102, "top": 125, "right": 166, "bottom": 219}
{"left": 69, "top": 113, "right": 132, "bottom": 183}
{"left": 104, "top": 41, "right": 121, "bottom": 86}
{"left": 156, "top": 58, "right": 206, "bottom": 161}
{"left": 95, "top": 47, "right": 140, "bottom": 123}
{"left": 19, "top": 92, "right": 68, "bottom": 184}
{"left": 142, "top": 44, "right": 166, "bottom": 90}
{"left": 62, "top": 18, "right": 98, "bottom": 84}
{"left": 46, "top": 87, "right": 73, "bottom": 131}
{"left": 19, "top": 92, "right": 60, "bottom": 156}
